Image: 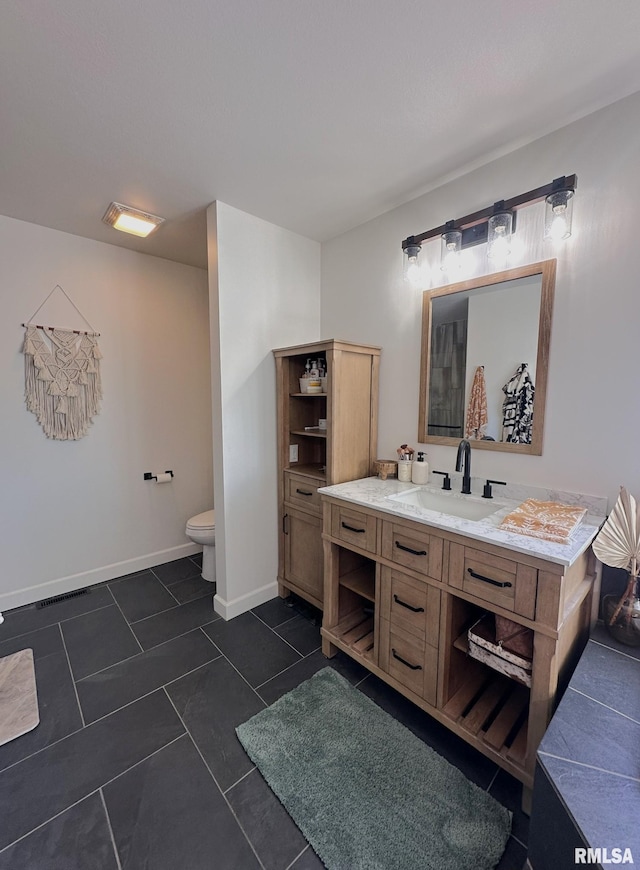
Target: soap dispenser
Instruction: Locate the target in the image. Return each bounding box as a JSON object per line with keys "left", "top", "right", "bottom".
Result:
{"left": 411, "top": 452, "right": 429, "bottom": 485}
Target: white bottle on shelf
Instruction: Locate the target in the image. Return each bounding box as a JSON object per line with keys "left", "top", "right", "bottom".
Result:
{"left": 411, "top": 452, "right": 429, "bottom": 484}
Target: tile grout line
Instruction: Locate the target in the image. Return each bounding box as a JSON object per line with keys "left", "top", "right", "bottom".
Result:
{"left": 106, "top": 586, "right": 144, "bottom": 653}
{"left": 1, "top": 600, "right": 115, "bottom": 645}
{"left": 511, "top": 833, "right": 528, "bottom": 850}
{"left": 486, "top": 768, "right": 499, "bottom": 793}
{"left": 75, "top": 622, "right": 221, "bottom": 683}
{"left": 162, "top": 688, "right": 267, "bottom": 870}
{"left": 126, "top": 592, "right": 219, "bottom": 628}
{"left": 0, "top": 790, "right": 102, "bottom": 857}
{"left": 58, "top": 623, "right": 86, "bottom": 728}
{"left": 204, "top": 638, "right": 269, "bottom": 711}
{"left": 284, "top": 844, "right": 312, "bottom": 870}
{"left": 99, "top": 787, "right": 123, "bottom": 870}
{"left": 81, "top": 654, "right": 224, "bottom": 727}
{"left": 568, "top": 686, "right": 640, "bottom": 726}
{"left": 590, "top": 637, "right": 640, "bottom": 662}
{"left": 151, "top": 569, "right": 182, "bottom": 605}
{"left": 253, "top": 642, "right": 334, "bottom": 693}
{"left": 538, "top": 751, "right": 640, "bottom": 782}
{"left": 251, "top": 609, "right": 304, "bottom": 632}
{"left": 0, "top": 655, "right": 224, "bottom": 776}
{"left": 223, "top": 765, "right": 258, "bottom": 795}
{"left": 0, "top": 733, "right": 187, "bottom": 858}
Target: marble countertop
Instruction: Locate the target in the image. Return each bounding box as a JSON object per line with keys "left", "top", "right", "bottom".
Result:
{"left": 318, "top": 476, "right": 606, "bottom": 567}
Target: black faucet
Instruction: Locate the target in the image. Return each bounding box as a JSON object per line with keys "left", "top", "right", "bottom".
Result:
{"left": 455, "top": 439, "right": 472, "bottom": 494}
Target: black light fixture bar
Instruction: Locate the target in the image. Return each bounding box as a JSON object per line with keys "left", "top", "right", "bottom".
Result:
{"left": 401, "top": 174, "right": 577, "bottom": 252}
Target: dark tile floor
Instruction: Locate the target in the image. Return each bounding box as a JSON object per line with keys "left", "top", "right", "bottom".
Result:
{"left": 0, "top": 555, "right": 528, "bottom": 869}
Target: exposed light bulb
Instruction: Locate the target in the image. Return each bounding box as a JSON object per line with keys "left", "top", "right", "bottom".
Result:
{"left": 403, "top": 242, "right": 427, "bottom": 288}
{"left": 406, "top": 258, "right": 422, "bottom": 287}
{"left": 440, "top": 229, "right": 462, "bottom": 272}
{"left": 487, "top": 211, "right": 513, "bottom": 263}
{"left": 544, "top": 190, "right": 574, "bottom": 241}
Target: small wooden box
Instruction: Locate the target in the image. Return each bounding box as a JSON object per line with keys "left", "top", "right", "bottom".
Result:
{"left": 468, "top": 615, "right": 532, "bottom": 687}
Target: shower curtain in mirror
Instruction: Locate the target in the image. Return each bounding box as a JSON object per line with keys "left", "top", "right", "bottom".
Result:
{"left": 428, "top": 319, "right": 467, "bottom": 438}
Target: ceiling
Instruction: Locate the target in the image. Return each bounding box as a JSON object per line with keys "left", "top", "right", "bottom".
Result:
{"left": 2, "top": 1, "right": 640, "bottom": 270}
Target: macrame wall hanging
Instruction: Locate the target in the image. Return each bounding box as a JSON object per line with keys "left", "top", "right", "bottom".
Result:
{"left": 22, "top": 285, "right": 102, "bottom": 440}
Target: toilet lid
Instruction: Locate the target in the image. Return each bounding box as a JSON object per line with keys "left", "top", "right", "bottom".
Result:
{"left": 187, "top": 509, "right": 215, "bottom": 531}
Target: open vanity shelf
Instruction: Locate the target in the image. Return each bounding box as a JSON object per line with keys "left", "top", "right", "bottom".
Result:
{"left": 320, "top": 492, "right": 597, "bottom": 810}
{"left": 273, "top": 340, "right": 380, "bottom": 610}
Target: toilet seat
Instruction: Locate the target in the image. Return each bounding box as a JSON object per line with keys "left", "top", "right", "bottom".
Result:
{"left": 186, "top": 509, "right": 215, "bottom": 532}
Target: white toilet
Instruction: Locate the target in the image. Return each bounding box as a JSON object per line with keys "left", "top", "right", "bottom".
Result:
{"left": 185, "top": 510, "right": 216, "bottom": 582}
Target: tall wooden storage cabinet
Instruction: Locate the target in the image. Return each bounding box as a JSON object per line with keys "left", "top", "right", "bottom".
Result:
{"left": 273, "top": 340, "right": 380, "bottom": 609}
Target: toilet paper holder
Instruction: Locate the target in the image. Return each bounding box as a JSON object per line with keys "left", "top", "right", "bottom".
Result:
{"left": 144, "top": 470, "right": 174, "bottom": 481}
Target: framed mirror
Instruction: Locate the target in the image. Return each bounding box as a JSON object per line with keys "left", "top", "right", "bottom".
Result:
{"left": 418, "top": 259, "right": 555, "bottom": 455}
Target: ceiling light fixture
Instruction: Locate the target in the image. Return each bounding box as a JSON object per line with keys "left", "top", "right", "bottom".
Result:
{"left": 402, "top": 174, "right": 576, "bottom": 278}
{"left": 102, "top": 202, "right": 165, "bottom": 238}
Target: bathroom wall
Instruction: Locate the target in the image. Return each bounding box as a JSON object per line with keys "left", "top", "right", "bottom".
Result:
{"left": 0, "top": 216, "right": 212, "bottom": 610}
{"left": 208, "top": 201, "right": 321, "bottom": 619}
{"left": 321, "top": 90, "right": 640, "bottom": 508}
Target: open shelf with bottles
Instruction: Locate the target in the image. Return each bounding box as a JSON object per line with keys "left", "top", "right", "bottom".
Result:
{"left": 273, "top": 340, "right": 380, "bottom": 610}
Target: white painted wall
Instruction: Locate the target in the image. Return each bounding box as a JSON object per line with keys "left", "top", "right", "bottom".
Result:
{"left": 466, "top": 277, "right": 541, "bottom": 441}
{"left": 0, "top": 216, "right": 212, "bottom": 610}
{"left": 321, "top": 90, "right": 640, "bottom": 508}
{"left": 208, "top": 201, "right": 321, "bottom": 619}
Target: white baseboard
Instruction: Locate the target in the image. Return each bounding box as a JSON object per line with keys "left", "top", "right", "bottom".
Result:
{"left": 213, "top": 580, "right": 279, "bottom": 621}
{"left": 0, "top": 543, "right": 202, "bottom": 612}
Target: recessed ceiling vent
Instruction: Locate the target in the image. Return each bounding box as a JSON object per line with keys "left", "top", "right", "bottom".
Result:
{"left": 102, "top": 202, "right": 165, "bottom": 237}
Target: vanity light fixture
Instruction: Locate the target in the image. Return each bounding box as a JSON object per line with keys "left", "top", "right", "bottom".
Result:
{"left": 401, "top": 174, "right": 577, "bottom": 274}
{"left": 402, "top": 237, "right": 424, "bottom": 287}
{"left": 440, "top": 223, "right": 462, "bottom": 272}
{"left": 544, "top": 183, "right": 574, "bottom": 241}
{"left": 487, "top": 203, "right": 513, "bottom": 262}
{"left": 102, "top": 202, "right": 165, "bottom": 238}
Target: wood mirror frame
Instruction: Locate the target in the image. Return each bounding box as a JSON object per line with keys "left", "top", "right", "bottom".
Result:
{"left": 418, "top": 259, "right": 556, "bottom": 455}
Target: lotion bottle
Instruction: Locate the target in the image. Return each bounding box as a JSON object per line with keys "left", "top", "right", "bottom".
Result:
{"left": 398, "top": 459, "right": 413, "bottom": 482}
{"left": 411, "top": 452, "right": 429, "bottom": 484}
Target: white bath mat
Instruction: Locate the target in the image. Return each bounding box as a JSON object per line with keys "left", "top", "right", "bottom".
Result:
{"left": 0, "top": 649, "right": 39, "bottom": 746}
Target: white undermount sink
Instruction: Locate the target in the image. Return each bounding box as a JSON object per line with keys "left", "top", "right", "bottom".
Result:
{"left": 386, "top": 487, "right": 503, "bottom": 521}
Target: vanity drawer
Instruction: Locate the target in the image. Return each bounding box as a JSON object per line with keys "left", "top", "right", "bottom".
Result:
{"left": 449, "top": 543, "right": 537, "bottom": 620}
{"left": 379, "top": 620, "right": 437, "bottom": 705}
{"left": 285, "top": 473, "right": 322, "bottom": 513}
{"left": 381, "top": 520, "right": 443, "bottom": 580}
{"left": 331, "top": 504, "right": 378, "bottom": 553}
{"left": 379, "top": 567, "right": 440, "bottom": 646}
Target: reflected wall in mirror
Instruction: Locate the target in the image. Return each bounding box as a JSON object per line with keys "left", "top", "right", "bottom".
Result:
{"left": 418, "top": 260, "right": 556, "bottom": 455}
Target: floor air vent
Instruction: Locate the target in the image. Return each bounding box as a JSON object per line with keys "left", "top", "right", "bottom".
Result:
{"left": 36, "top": 588, "right": 90, "bottom": 609}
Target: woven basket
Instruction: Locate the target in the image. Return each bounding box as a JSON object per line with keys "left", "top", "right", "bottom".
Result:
{"left": 375, "top": 459, "right": 397, "bottom": 480}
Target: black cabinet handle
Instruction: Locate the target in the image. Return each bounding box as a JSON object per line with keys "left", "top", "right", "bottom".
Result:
{"left": 295, "top": 488, "right": 313, "bottom": 496}
{"left": 395, "top": 541, "right": 427, "bottom": 556}
{"left": 392, "top": 649, "right": 422, "bottom": 670}
{"left": 282, "top": 513, "right": 288, "bottom": 535}
{"left": 393, "top": 594, "right": 424, "bottom": 613}
{"left": 467, "top": 567, "right": 512, "bottom": 588}
{"left": 342, "top": 522, "right": 365, "bottom": 534}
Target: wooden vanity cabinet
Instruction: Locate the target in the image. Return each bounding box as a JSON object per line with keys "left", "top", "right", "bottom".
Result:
{"left": 320, "top": 497, "right": 597, "bottom": 809}
{"left": 273, "top": 340, "right": 380, "bottom": 610}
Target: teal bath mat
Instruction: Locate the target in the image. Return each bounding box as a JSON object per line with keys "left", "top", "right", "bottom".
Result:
{"left": 237, "top": 668, "right": 511, "bottom": 870}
